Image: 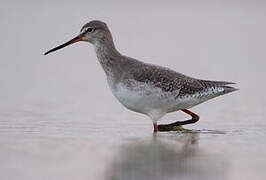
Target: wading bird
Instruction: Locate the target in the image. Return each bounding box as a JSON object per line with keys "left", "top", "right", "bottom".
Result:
{"left": 45, "top": 20, "right": 237, "bottom": 132}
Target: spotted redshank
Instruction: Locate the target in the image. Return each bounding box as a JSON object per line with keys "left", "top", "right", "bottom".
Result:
{"left": 44, "top": 20, "right": 238, "bottom": 132}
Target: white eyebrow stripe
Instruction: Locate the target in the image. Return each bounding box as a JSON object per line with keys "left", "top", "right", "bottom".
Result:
{"left": 81, "top": 27, "right": 89, "bottom": 33}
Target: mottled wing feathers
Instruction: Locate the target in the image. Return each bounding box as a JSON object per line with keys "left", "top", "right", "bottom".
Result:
{"left": 131, "top": 63, "right": 204, "bottom": 96}
{"left": 199, "top": 80, "right": 235, "bottom": 88}
{"left": 130, "top": 63, "right": 237, "bottom": 97}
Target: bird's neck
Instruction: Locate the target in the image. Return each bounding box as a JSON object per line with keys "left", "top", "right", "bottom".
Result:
{"left": 94, "top": 39, "right": 122, "bottom": 77}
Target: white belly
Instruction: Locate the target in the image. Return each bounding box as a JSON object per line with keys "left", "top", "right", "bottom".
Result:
{"left": 107, "top": 78, "right": 201, "bottom": 122}
{"left": 114, "top": 83, "right": 174, "bottom": 113}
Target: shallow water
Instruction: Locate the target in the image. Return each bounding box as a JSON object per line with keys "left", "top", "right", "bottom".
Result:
{"left": 1, "top": 1, "right": 266, "bottom": 180}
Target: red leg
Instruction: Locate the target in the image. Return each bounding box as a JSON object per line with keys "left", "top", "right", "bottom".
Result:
{"left": 181, "top": 109, "right": 200, "bottom": 122}
{"left": 153, "top": 123, "right": 158, "bottom": 132}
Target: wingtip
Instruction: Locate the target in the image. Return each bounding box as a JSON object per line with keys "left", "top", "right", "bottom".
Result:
{"left": 223, "top": 86, "right": 239, "bottom": 94}
{"left": 221, "top": 81, "right": 236, "bottom": 85}
{"left": 227, "top": 82, "right": 236, "bottom": 85}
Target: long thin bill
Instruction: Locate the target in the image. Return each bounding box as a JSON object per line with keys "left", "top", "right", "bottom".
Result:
{"left": 44, "top": 35, "right": 83, "bottom": 55}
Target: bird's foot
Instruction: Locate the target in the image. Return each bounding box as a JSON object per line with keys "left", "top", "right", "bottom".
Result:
{"left": 158, "top": 123, "right": 183, "bottom": 132}
{"left": 157, "top": 109, "right": 200, "bottom": 132}
{"left": 171, "top": 125, "right": 184, "bottom": 131}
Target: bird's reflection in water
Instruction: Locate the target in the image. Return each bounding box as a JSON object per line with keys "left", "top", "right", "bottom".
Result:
{"left": 105, "top": 132, "right": 227, "bottom": 180}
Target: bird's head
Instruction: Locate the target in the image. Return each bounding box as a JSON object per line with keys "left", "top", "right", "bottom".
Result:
{"left": 44, "top": 20, "right": 112, "bottom": 55}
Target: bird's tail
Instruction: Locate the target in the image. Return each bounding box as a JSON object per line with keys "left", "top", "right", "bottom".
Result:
{"left": 199, "top": 80, "right": 239, "bottom": 95}
{"left": 222, "top": 85, "right": 239, "bottom": 94}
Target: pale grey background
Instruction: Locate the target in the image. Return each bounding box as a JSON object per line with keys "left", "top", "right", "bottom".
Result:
{"left": 0, "top": 1, "right": 265, "bottom": 180}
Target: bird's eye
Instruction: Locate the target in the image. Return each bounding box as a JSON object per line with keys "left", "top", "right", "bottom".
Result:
{"left": 87, "top": 28, "right": 93, "bottom": 32}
